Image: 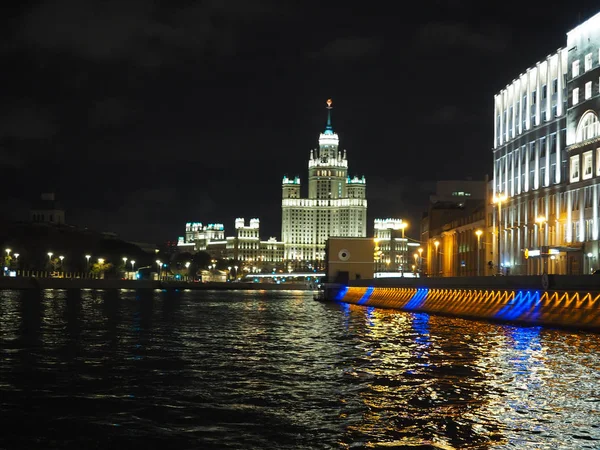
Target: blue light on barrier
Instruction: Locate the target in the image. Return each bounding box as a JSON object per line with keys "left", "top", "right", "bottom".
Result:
{"left": 405, "top": 288, "right": 429, "bottom": 310}
{"left": 495, "top": 290, "right": 541, "bottom": 321}
{"left": 334, "top": 286, "right": 349, "bottom": 301}
{"left": 357, "top": 286, "right": 374, "bottom": 305}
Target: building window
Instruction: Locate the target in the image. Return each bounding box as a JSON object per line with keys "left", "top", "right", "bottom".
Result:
{"left": 553, "top": 78, "right": 558, "bottom": 93}
{"left": 570, "top": 155, "right": 580, "bottom": 182}
{"left": 573, "top": 87, "right": 579, "bottom": 105}
{"left": 597, "top": 148, "right": 600, "bottom": 176}
{"left": 576, "top": 111, "right": 600, "bottom": 143}
{"left": 542, "top": 84, "right": 547, "bottom": 99}
{"left": 572, "top": 60, "right": 580, "bottom": 78}
{"left": 585, "top": 53, "right": 592, "bottom": 72}
{"left": 585, "top": 81, "right": 592, "bottom": 100}
{"left": 583, "top": 151, "right": 593, "bottom": 180}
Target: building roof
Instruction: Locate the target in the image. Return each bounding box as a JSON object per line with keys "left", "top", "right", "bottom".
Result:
{"left": 31, "top": 193, "right": 64, "bottom": 211}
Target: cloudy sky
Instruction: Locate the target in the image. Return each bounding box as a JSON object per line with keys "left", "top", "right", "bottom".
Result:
{"left": 1, "top": 1, "right": 598, "bottom": 242}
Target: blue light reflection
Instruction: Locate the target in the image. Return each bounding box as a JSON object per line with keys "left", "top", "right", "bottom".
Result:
{"left": 495, "top": 290, "right": 541, "bottom": 321}
{"left": 405, "top": 288, "right": 429, "bottom": 310}
{"left": 357, "top": 286, "right": 374, "bottom": 305}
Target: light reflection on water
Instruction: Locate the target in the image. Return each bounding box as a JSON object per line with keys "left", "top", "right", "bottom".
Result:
{"left": 0, "top": 289, "right": 599, "bottom": 449}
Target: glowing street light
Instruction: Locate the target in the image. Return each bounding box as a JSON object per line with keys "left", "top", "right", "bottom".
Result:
{"left": 434, "top": 240, "right": 440, "bottom": 277}
{"left": 59, "top": 256, "right": 64, "bottom": 269}
{"left": 493, "top": 194, "right": 508, "bottom": 274}
{"left": 5, "top": 248, "right": 11, "bottom": 257}
{"left": 475, "top": 230, "right": 483, "bottom": 276}
{"left": 13, "top": 253, "right": 19, "bottom": 260}
{"left": 156, "top": 260, "right": 162, "bottom": 279}
{"left": 131, "top": 260, "right": 136, "bottom": 270}
{"left": 536, "top": 216, "right": 547, "bottom": 274}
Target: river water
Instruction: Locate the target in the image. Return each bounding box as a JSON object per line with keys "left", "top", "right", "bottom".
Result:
{"left": 0, "top": 289, "right": 599, "bottom": 449}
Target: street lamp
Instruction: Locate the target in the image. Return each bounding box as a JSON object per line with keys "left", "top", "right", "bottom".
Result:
{"left": 156, "top": 260, "right": 162, "bottom": 279}
{"left": 85, "top": 254, "right": 91, "bottom": 273}
{"left": 47, "top": 252, "right": 53, "bottom": 260}
{"left": 475, "top": 230, "right": 483, "bottom": 276}
{"left": 434, "top": 240, "right": 440, "bottom": 277}
{"left": 536, "top": 216, "right": 546, "bottom": 275}
{"left": 493, "top": 194, "right": 507, "bottom": 275}
{"left": 59, "top": 255, "right": 64, "bottom": 272}
{"left": 13, "top": 253, "right": 19, "bottom": 260}
{"left": 5, "top": 248, "right": 11, "bottom": 257}
{"left": 418, "top": 247, "right": 423, "bottom": 274}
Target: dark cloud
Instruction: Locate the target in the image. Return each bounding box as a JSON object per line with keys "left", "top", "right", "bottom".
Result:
{"left": 0, "top": 103, "right": 57, "bottom": 139}
{"left": 311, "top": 37, "right": 383, "bottom": 61}
{"left": 88, "top": 97, "right": 136, "bottom": 128}
{"left": 427, "top": 105, "right": 481, "bottom": 125}
{"left": 9, "top": 0, "right": 296, "bottom": 66}
{"left": 414, "top": 22, "right": 510, "bottom": 52}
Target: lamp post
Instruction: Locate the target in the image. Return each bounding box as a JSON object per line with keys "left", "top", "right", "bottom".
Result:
{"left": 536, "top": 216, "right": 546, "bottom": 275}
{"left": 59, "top": 255, "right": 64, "bottom": 273}
{"left": 156, "top": 260, "right": 162, "bottom": 280}
{"left": 493, "top": 194, "right": 507, "bottom": 275}
{"left": 85, "top": 254, "right": 91, "bottom": 273}
{"left": 475, "top": 230, "right": 483, "bottom": 276}
{"left": 97, "top": 258, "right": 104, "bottom": 279}
{"left": 131, "top": 260, "right": 136, "bottom": 279}
{"left": 434, "top": 240, "right": 440, "bottom": 277}
{"left": 418, "top": 247, "right": 423, "bottom": 275}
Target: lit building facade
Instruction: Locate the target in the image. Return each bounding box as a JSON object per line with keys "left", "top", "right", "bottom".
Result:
{"left": 493, "top": 12, "right": 600, "bottom": 275}
{"left": 373, "top": 218, "right": 410, "bottom": 274}
{"left": 421, "top": 179, "right": 489, "bottom": 277}
{"left": 281, "top": 100, "right": 367, "bottom": 263}
{"left": 177, "top": 219, "right": 285, "bottom": 270}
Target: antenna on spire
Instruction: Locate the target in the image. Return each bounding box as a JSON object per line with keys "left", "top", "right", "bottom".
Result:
{"left": 324, "top": 98, "right": 333, "bottom": 133}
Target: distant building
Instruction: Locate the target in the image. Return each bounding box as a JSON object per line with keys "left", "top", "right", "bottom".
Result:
{"left": 176, "top": 218, "right": 285, "bottom": 271}
{"left": 421, "top": 179, "right": 489, "bottom": 276}
{"left": 281, "top": 99, "right": 367, "bottom": 264}
{"left": 373, "top": 218, "right": 411, "bottom": 274}
{"left": 30, "top": 193, "right": 65, "bottom": 225}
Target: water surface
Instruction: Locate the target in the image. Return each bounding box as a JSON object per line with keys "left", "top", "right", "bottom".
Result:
{"left": 1, "top": 289, "right": 599, "bottom": 449}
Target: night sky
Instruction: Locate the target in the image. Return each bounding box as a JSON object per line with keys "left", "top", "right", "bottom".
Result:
{"left": 1, "top": 1, "right": 598, "bottom": 243}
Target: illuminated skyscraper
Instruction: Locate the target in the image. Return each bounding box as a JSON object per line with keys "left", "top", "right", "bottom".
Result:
{"left": 281, "top": 100, "right": 367, "bottom": 262}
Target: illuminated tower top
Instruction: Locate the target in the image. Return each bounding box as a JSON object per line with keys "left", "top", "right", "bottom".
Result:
{"left": 324, "top": 98, "right": 334, "bottom": 135}
{"left": 319, "top": 98, "right": 339, "bottom": 148}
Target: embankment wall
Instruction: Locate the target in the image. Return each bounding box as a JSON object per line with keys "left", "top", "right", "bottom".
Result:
{"left": 325, "top": 275, "right": 600, "bottom": 331}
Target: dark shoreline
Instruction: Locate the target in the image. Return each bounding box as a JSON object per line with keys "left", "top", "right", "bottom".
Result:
{"left": 0, "top": 277, "right": 315, "bottom": 291}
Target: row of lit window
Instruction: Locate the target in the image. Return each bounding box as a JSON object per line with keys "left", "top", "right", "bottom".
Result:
{"left": 572, "top": 79, "right": 600, "bottom": 105}
{"left": 572, "top": 50, "right": 600, "bottom": 78}
{"left": 570, "top": 149, "right": 600, "bottom": 183}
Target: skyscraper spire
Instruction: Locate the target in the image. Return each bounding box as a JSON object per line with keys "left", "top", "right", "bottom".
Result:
{"left": 324, "top": 98, "right": 333, "bottom": 135}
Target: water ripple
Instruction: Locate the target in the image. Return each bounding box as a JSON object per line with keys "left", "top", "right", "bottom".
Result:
{"left": 0, "top": 289, "right": 599, "bottom": 449}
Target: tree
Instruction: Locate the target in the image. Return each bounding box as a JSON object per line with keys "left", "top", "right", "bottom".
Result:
{"left": 170, "top": 252, "right": 193, "bottom": 277}
{"left": 90, "top": 261, "right": 113, "bottom": 278}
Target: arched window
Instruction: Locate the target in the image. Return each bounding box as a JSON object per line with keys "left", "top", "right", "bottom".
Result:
{"left": 575, "top": 110, "right": 600, "bottom": 143}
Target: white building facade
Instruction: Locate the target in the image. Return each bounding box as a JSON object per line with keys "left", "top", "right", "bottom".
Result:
{"left": 493, "top": 12, "right": 600, "bottom": 275}
{"left": 281, "top": 100, "right": 367, "bottom": 263}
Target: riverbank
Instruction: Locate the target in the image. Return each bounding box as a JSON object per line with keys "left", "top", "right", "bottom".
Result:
{"left": 0, "top": 277, "right": 315, "bottom": 291}
{"left": 320, "top": 275, "right": 600, "bottom": 331}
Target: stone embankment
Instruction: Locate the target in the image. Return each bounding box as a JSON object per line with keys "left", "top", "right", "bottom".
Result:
{"left": 0, "top": 277, "right": 313, "bottom": 291}
{"left": 320, "top": 275, "right": 600, "bottom": 331}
